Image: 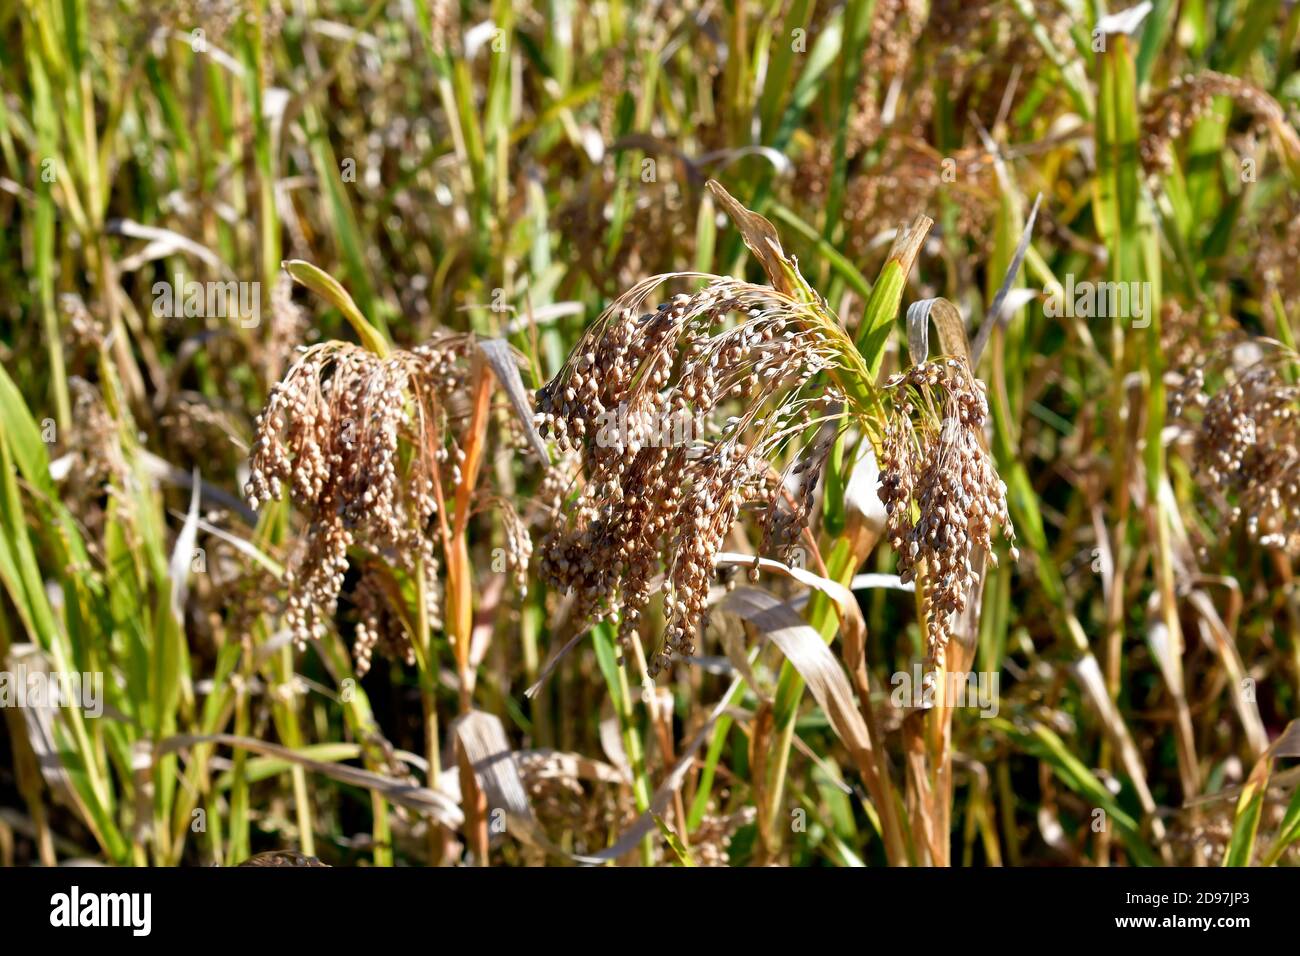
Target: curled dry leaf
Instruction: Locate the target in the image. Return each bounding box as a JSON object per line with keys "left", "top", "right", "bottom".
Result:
{"left": 717, "top": 587, "right": 875, "bottom": 768}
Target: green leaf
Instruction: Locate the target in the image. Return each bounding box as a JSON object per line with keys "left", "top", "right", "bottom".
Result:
{"left": 283, "top": 259, "right": 390, "bottom": 357}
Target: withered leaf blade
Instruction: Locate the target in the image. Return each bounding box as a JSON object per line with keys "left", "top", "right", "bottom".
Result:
{"left": 706, "top": 179, "right": 798, "bottom": 298}
{"left": 158, "top": 733, "right": 463, "bottom": 828}
{"left": 598, "top": 698, "right": 634, "bottom": 782}
{"left": 1187, "top": 589, "right": 1269, "bottom": 758}
{"left": 107, "top": 217, "right": 228, "bottom": 273}
{"left": 1069, "top": 650, "right": 1166, "bottom": 855}
{"left": 451, "top": 709, "right": 569, "bottom": 859}
{"left": 718, "top": 587, "right": 874, "bottom": 765}
{"left": 969, "top": 192, "right": 1042, "bottom": 365}
{"left": 524, "top": 627, "right": 588, "bottom": 699}
{"left": 906, "top": 297, "right": 970, "bottom": 366}
{"left": 167, "top": 473, "right": 201, "bottom": 625}
{"left": 843, "top": 442, "right": 887, "bottom": 542}
{"left": 6, "top": 645, "right": 102, "bottom": 844}
{"left": 714, "top": 552, "right": 867, "bottom": 654}
{"left": 452, "top": 710, "right": 535, "bottom": 829}
{"left": 477, "top": 338, "right": 550, "bottom": 463}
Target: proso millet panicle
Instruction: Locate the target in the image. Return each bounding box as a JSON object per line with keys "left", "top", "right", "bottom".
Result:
{"left": 245, "top": 336, "right": 475, "bottom": 654}
{"left": 1173, "top": 343, "right": 1300, "bottom": 554}
{"left": 1140, "top": 72, "right": 1300, "bottom": 177}
{"left": 879, "top": 358, "right": 1017, "bottom": 666}
{"left": 535, "top": 275, "right": 849, "bottom": 675}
